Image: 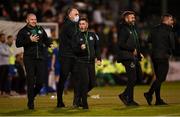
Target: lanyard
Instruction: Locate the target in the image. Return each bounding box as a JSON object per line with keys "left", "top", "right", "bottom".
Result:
{"left": 83, "top": 32, "right": 90, "bottom": 60}
{"left": 132, "top": 28, "right": 140, "bottom": 50}
{"left": 126, "top": 27, "right": 140, "bottom": 50}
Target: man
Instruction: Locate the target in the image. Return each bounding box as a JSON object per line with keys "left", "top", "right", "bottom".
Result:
{"left": 116, "top": 11, "right": 143, "bottom": 106}
{"left": 16, "top": 13, "right": 53, "bottom": 110}
{"left": 73, "top": 17, "right": 101, "bottom": 109}
{"left": 0, "top": 33, "right": 11, "bottom": 95}
{"left": 57, "top": 7, "right": 80, "bottom": 108}
{"left": 144, "top": 14, "right": 175, "bottom": 105}
{"left": 51, "top": 41, "right": 60, "bottom": 91}
{"left": 7, "top": 35, "right": 16, "bottom": 95}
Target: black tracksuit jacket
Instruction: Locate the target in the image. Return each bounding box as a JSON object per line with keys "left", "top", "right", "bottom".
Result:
{"left": 148, "top": 23, "right": 175, "bottom": 59}
{"left": 16, "top": 25, "right": 52, "bottom": 59}
{"left": 117, "top": 22, "right": 141, "bottom": 62}
{"left": 75, "top": 31, "right": 101, "bottom": 63}
{"left": 59, "top": 19, "right": 78, "bottom": 57}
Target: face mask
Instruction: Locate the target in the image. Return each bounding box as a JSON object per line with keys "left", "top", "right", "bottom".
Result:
{"left": 73, "top": 15, "right": 79, "bottom": 22}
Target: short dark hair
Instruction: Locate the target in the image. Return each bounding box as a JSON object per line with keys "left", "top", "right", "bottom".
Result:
{"left": 7, "top": 35, "right": 13, "bottom": 39}
{"left": 161, "top": 13, "right": 173, "bottom": 22}
{"left": 0, "top": 33, "right": 5, "bottom": 38}
{"left": 79, "top": 17, "right": 88, "bottom": 23}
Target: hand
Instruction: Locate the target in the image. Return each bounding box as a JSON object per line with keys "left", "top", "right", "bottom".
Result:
{"left": 140, "top": 53, "right": 144, "bottom": 59}
{"left": 81, "top": 44, "right": 86, "bottom": 50}
{"left": 50, "top": 44, "right": 55, "bottom": 49}
{"left": 133, "top": 49, "right": 137, "bottom": 56}
{"left": 30, "top": 35, "right": 39, "bottom": 42}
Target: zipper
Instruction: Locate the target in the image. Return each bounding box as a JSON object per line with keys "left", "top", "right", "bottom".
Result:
{"left": 36, "top": 42, "right": 39, "bottom": 58}
{"left": 132, "top": 28, "right": 140, "bottom": 50}
{"left": 126, "top": 27, "right": 140, "bottom": 50}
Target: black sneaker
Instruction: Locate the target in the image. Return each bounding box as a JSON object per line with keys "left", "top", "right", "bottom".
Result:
{"left": 82, "top": 105, "right": 89, "bottom": 109}
{"left": 79, "top": 102, "right": 83, "bottom": 107}
{"left": 27, "top": 101, "right": 34, "bottom": 110}
{"left": 72, "top": 104, "right": 79, "bottom": 109}
{"left": 118, "top": 94, "right": 128, "bottom": 105}
{"left": 127, "top": 101, "right": 139, "bottom": 106}
{"left": 155, "top": 99, "right": 168, "bottom": 105}
{"left": 57, "top": 102, "right": 65, "bottom": 108}
{"left": 144, "top": 92, "right": 152, "bottom": 105}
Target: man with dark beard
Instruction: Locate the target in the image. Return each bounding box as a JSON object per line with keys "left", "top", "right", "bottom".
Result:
{"left": 73, "top": 17, "right": 101, "bottom": 109}
{"left": 116, "top": 11, "right": 143, "bottom": 106}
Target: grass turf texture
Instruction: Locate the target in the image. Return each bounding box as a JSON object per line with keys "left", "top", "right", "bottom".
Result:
{"left": 0, "top": 82, "right": 180, "bottom": 116}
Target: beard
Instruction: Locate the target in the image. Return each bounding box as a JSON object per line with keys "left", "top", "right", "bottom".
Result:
{"left": 129, "top": 21, "right": 135, "bottom": 25}
{"left": 80, "top": 28, "right": 87, "bottom": 32}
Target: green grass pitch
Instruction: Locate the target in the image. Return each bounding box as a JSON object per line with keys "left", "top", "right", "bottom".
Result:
{"left": 0, "top": 82, "right": 180, "bottom": 116}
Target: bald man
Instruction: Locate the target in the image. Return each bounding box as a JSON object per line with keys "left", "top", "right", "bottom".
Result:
{"left": 16, "top": 13, "right": 53, "bottom": 110}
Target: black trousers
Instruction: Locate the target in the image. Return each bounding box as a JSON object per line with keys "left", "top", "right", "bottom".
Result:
{"left": 121, "top": 59, "right": 142, "bottom": 102}
{"left": 73, "top": 61, "right": 96, "bottom": 107}
{"left": 23, "top": 57, "right": 45, "bottom": 102}
{"left": 57, "top": 56, "right": 76, "bottom": 104}
{"left": 148, "top": 58, "right": 169, "bottom": 101}
{"left": 0, "top": 65, "right": 9, "bottom": 94}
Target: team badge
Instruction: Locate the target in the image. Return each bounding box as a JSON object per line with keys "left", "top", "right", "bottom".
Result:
{"left": 38, "top": 30, "right": 42, "bottom": 34}
{"left": 130, "top": 62, "right": 135, "bottom": 68}
{"left": 89, "top": 36, "right": 93, "bottom": 40}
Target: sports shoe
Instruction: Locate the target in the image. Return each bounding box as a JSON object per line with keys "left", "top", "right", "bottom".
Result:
{"left": 144, "top": 92, "right": 152, "bottom": 105}
{"left": 155, "top": 99, "right": 168, "bottom": 105}
{"left": 57, "top": 102, "right": 65, "bottom": 108}
{"left": 118, "top": 93, "right": 128, "bottom": 105}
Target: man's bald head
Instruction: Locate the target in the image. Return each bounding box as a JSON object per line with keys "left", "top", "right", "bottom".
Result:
{"left": 26, "top": 13, "right": 37, "bottom": 27}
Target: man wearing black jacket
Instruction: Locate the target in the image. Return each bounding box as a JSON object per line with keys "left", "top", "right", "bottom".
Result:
{"left": 116, "top": 11, "right": 143, "bottom": 106}
{"left": 73, "top": 17, "right": 101, "bottom": 109}
{"left": 16, "top": 13, "right": 53, "bottom": 110}
{"left": 57, "top": 7, "right": 80, "bottom": 108}
{"left": 144, "top": 14, "right": 175, "bottom": 105}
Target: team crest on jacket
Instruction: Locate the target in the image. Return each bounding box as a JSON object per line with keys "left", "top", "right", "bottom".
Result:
{"left": 27, "top": 32, "right": 30, "bottom": 35}
{"left": 38, "top": 30, "right": 42, "bottom": 34}
{"left": 89, "top": 36, "right": 93, "bottom": 40}
{"left": 130, "top": 62, "right": 135, "bottom": 68}
{"left": 80, "top": 38, "right": 83, "bottom": 41}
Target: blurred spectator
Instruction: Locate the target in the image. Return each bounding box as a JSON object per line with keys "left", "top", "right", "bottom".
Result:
{"left": 93, "top": 5, "right": 104, "bottom": 25}
{"left": 0, "top": 33, "right": 11, "bottom": 95}
{"left": 14, "top": 53, "right": 26, "bottom": 94}
{"left": 107, "top": 25, "right": 118, "bottom": 56}
{"left": 51, "top": 40, "right": 60, "bottom": 91}
{"left": 6, "top": 35, "right": 17, "bottom": 95}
